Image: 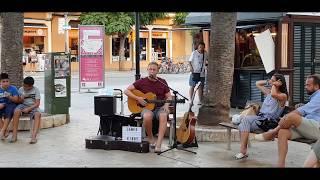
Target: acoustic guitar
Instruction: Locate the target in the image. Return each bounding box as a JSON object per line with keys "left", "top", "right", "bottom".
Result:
{"left": 176, "top": 82, "right": 201, "bottom": 144}
{"left": 127, "top": 90, "right": 184, "bottom": 114}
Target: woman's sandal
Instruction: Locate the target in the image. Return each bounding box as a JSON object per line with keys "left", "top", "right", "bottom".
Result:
{"left": 29, "top": 138, "right": 37, "bottom": 144}
{"left": 234, "top": 153, "right": 248, "bottom": 160}
{"left": 149, "top": 143, "right": 156, "bottom": 151}
{"left": 9, "top": 137, "right": 17, "bottom": 143}
{"left": 154, "top": 146, "right": 162, "bottom": 153}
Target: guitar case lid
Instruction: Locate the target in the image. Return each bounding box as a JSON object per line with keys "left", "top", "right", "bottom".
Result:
{"left": 85, "top": 135, "right": 150, "bottom": 153}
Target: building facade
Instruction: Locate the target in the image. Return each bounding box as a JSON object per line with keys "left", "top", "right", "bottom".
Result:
{"left": 23, "top": 12, "right": 193, "bottom": 72}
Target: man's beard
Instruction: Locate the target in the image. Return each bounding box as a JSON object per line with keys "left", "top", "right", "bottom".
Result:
{"left": 307, "top": 89, "right": 315, "bottom": 95}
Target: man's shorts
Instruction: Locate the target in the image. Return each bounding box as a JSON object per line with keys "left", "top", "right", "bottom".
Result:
{"left": 311, "top": 139, "right": 320, "bottom": 161}
{"left": 189, "top": 74, "right": 205, "bottom": 87}
{"left": 140, "top": 107, "right": 168, "bottom": 135}
{"left": 15, "top": 104, "right": 41, "bottom": 120}
{"left": 0, "top": 103, "right": 17, "bottom": 121}
{"left": 290, "top": 117, "right": 320, "bottom": 140}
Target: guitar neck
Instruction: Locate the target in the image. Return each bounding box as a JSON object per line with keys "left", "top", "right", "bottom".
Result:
{"left": 147, "top": 99, "right": 174, "bottom": 103}
{"left": 188, "top": 82, "right": 202, "bottom": 112}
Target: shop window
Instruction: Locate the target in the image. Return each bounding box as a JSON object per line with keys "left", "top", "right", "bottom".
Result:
{"left": 140, "top": 38, "right": 147, "bottom": 61}
{"left": 23, "top": 36, "right": 44, "bottom": 54}
{"left": 152, "top": 38, "right": 166, "bottom": 61}
{"left": 237, "top": 24, "right": 277, "bottom": 68}
{"left": 112, "top": 37, "right": 130, "bottom": 61}
{"left": 69, "top": 38, "right": 79, "bottom": 62}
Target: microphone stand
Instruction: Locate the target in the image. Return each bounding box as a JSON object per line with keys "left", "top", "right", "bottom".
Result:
{"left": 150, "top": 76, "right": 197, "bottom": 155}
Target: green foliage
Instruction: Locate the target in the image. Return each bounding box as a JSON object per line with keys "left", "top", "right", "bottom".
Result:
{"left": 80, "top": 12, "right": 133, "bottom": 35}
{"left": 174, "top": 12, "right": 188, "bottom": 25}
{"left": 80, "top": 12, "right": 167, "bottom": 36}
{"left": 140, "top": 12, "right": 167, "bottom": 25}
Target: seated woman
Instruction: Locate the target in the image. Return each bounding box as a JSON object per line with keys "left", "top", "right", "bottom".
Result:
{"left": 234, "top": 73, "right": 288, "bottom": 159}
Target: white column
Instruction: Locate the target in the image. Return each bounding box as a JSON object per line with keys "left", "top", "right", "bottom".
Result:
{"left": 147, "top": 26, "right": 153, "bottom": 62}
{"left": 109, "top": 36, "right": 113, "bottom": 64}
{"left": 169, "top": 30, "right": 173, "bottom": 59}
{"left": 45, "top": 21, "right": 52, "bottom": 52}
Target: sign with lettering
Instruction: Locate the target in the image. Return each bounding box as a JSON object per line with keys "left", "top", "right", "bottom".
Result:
{"left": 79, "top": 25, "right": 105, "bottom": 89}
{"left": 24, "top": 28, "right": 47, "bottom": 36}
{"left": 122, "top": 126, "right": 142, "bottom": 143}
{"left": 152, "top": 32, "right": 167, "bottom": 38}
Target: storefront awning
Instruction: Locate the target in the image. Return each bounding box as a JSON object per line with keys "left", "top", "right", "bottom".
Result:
{"left": 184, "top": 12, "right": 286, "bottom": 26}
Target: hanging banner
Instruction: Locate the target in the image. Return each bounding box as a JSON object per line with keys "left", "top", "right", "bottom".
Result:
{"left": 79, "top": 25, "right": 105, "bottom": 89}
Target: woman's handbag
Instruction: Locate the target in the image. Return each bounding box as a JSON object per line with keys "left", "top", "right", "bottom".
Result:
{"left": 255, "top": 117, "right": 279, "bottom": 132}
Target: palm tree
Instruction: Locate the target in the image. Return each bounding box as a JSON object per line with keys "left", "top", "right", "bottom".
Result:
{"left": 197, "top": 12, "right": 237, "bottom": 126}
{"left": 0, "top": 12, "right": 24, "bottom": 87}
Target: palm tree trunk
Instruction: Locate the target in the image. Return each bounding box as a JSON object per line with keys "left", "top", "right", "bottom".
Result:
{"left": 0, "top": 12, "right": 24, "bottom": 87}
{"left": 198, "top": 12, "right": 237, "bottom": 126}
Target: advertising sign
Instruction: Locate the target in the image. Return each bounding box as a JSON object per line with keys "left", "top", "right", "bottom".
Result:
{"left": 79, "top": 25, "right": 105, "bottom": 89}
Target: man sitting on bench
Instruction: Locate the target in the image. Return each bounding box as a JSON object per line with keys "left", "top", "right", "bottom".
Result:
{"left": 235, "top": 73, "right": 288, "bottom": 160}
{"left": 256, "top": 74, "right": 320, "bottom": 167}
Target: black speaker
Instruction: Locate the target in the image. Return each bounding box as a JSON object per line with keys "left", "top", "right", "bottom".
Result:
{"left": 94, "top": 95, "right": 117, "bottom": 116}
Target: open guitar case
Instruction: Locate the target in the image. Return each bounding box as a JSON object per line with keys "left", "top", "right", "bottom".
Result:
{"left": 85, "top": 89, "right": 150, "bottom": 153}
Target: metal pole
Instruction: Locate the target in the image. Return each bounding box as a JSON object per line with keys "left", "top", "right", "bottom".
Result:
{"left": 64, "top": 12, "right": 68, "bottom": 53}
{"left": 135, "top": 12, "right": 141, "bottom": 81}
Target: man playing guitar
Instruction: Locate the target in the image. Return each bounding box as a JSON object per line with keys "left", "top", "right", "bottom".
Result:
{"left": 124, "top": 62, "right": 172, "bottom": 153}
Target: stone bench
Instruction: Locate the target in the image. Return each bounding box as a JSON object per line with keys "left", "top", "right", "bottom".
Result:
{"left": 219, "top": 122, "right": 316, "bottom": 150}
{"left": 7, "top": 113, "right": 68, "bottom": 131}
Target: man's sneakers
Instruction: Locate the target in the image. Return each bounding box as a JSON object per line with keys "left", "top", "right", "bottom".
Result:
{"left": 234, "top": 152, "right": 248, "bottom": 160}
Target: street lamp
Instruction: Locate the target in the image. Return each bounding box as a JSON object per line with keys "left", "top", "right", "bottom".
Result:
{"left": 135, "top": 12, "right": 140, "bottom": 81}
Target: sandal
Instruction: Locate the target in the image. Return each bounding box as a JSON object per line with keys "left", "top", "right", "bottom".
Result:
{"left": 154, "top": 146, "right": 162, "bottom": 153}
{"left": 0, "top": 135, "right": 5, "bottom": 141}
{"left": 149, "top": 143, "right": 156, "bottom": 152}
{"left": 9, "top": 136, "right": 17, "bottom": 143}
{"left": 4, "top": 130, "right": 9, "bottom": 138}
{"left": 234, "top": 153, "right": 248, "bottom": 160}
{"left": 29, "top": 138, "right": 37, "bottom": 144}
{"left": 0, "top": 131, "right": 5, "bottom": 140}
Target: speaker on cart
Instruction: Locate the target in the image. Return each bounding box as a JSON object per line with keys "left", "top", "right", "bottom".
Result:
{"left": 94, "top": 95, "right": 117, "bottom": 116}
